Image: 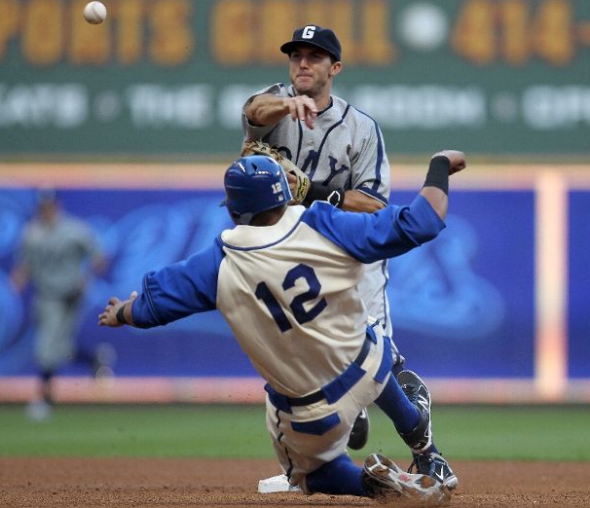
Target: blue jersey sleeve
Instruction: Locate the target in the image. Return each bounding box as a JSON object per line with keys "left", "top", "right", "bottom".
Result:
{"left": 132, "top": 239, "right": 225, "bottom": 328}
{"left": 301, "top": 196, "right": 445, "bottom": 263}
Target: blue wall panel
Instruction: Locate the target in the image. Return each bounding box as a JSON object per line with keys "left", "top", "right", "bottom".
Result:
{"left": 389, "top": 190, "right": 535, "bottom": 378}
{"left": 0, "top": 187, "right": 543, "bottom": 380}
{"left": 568, "top": 191, "right": 590, "bottom": 379}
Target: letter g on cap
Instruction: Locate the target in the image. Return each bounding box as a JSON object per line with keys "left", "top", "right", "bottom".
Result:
{"left": 302, "top": 25, "right": 316, "bottom": 39}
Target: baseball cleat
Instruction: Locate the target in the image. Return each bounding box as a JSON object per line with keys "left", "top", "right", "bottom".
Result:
{"left": 409, "top": 452, "right": 459, "bottom": 491}
{"left": 25, "top": 399, "right": 52, "bottom": 422}
{"left": 362, "top": 453, "right": 451, "bottom": 505}
{"left": 347, "top": 408, "right": 370, "bottom": 450}
{"left": 397, "top": 369, "right": 433, "bottom": 452}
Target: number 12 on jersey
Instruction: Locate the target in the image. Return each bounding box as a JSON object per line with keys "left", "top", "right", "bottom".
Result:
{"left": 255, "top": 263, "right": 327, "bottom": 332}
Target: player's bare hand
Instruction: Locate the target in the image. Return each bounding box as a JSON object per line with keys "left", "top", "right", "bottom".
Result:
{"left": 286, "top": 172, "right": 299, "bottom": 201}
{"left": 98, "top": 291, "right": 138, "bottom": 327}
{"left": 283, "top": 96, "right": 317, "bottom": 129}
{"left": 98, "top": 296, "right": 123, "bottom": 327}
{"left": 432, "top": 150, "right": 467, "bottom": 175}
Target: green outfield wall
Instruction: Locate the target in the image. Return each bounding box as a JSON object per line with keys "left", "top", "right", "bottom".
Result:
{"left": 1, "top": 0, "right": 590, "bottom": 157}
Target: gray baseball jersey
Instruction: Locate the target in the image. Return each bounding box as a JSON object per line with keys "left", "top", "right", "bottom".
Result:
{"left": 19, "top": 213, "right": 100, "bottom": 298}
{"left": 18, "top": 213, "right": 101, "bottom": 369}
{"left": 242, "top": 83, "right": 393, "bottom": 335}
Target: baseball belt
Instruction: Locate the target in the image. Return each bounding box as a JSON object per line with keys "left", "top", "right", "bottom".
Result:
{"left": 265, "top": 323, "right": 391, "bottom": 413}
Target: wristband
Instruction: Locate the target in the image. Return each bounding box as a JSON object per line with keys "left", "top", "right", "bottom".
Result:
{"left": 116, "top": 304, "right": 127, "bottom": 325}
{"left": 304, "top": 182, "right": 345, "bottom": 208}
{"left": 424, "top": 156, "right": 450, "bottom": 195}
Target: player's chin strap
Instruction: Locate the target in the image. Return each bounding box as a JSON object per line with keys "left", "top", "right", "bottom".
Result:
{"left": 303, "top": 183, "right": 345, "bottom": 208}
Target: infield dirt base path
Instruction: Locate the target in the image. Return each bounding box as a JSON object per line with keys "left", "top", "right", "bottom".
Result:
{"left": 1, "top": 458, "right": 589, "bottom": 508}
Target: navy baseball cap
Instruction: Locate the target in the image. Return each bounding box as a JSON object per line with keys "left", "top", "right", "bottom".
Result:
{"left": 280, "top": 25, "right": 342, "bottom": 62}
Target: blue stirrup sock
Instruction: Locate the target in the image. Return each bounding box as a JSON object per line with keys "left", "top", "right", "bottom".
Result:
{"left": 375, "top": 374, "right": 420, "bottom": 434}
{"left": 305, "top": 454, "right": 366, "bottom": 496}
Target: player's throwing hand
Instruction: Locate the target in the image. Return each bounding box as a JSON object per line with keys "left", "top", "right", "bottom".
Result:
{"left": 283, "top": 95, "right": 318, "bottom": 129}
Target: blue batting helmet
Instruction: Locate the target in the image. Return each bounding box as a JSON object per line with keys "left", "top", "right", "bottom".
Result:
{"left": 223, "top": 155, "right": 293, "bottom": 225}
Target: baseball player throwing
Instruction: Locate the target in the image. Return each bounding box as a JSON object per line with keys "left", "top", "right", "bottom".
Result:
{"left": 99, "top": 150, "right": 465, "bottom": 503}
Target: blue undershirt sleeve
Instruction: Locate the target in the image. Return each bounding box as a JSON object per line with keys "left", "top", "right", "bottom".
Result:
{"left": 132, "top": 240, "right": 225, "bottom": 328}
{"left": 301, "top": 196, "right": 445, "bottom": 264}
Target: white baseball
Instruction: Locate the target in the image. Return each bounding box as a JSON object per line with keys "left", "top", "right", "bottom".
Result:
{"left": 83, "top": 1, "right": 107, "bottom": 24}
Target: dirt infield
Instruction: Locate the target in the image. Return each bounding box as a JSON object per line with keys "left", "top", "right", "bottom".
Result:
{"left": 1, "top": 457, "right": 589, "bottom": 508}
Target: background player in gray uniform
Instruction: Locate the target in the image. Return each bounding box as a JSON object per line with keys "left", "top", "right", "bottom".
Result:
{"left": 99, "top": 151, "right": 465, "bottom": 503}
{"left": 242, "top": 25, "right": 457, "bottom": 487}
{"left": 11, "top": 190, "right": 109, "bottom": 420}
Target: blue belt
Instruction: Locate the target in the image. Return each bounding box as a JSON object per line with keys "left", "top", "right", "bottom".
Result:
{"left": 265, "top": 324, "right": 390, "bottom": 413}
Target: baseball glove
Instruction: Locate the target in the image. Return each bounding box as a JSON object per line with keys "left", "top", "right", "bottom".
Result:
{"left": 241, "top": 140, "right": 310, "bottom": 205}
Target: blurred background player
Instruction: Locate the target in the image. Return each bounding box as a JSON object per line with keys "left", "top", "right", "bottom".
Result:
{"left": 99, "top": 151, "right": 465, "bottom": 501}
{"left": 10, "top": 189, "right": 112, "bottom": 421}
{"left": 242, "top": 25, "right": 457, "bottom": 488}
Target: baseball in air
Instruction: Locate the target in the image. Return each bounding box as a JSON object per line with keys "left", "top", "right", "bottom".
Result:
{"left": 83, "top": 2, "right": 107, "bottom": 24}
{"left": 398, "top": 3, "right": 448, "bottom": 51}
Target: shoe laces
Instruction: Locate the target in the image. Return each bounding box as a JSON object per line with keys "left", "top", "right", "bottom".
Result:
{"left": 407, "top": 453, "right": 433, "bottom": 475}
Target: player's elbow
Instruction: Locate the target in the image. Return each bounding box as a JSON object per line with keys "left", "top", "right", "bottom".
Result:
{"left": 396, "top": 207, "right": 446, "bottom": 246}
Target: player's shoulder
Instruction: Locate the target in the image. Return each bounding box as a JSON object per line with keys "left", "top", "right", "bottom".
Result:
{"left": 300, "top": 203, "right": 374, "bottom": 255}
{"left": 22, "top": 220, "right": 42, "bottom": 243}
{"left": 56, "top": 216, "right": 95, "bottom": 244}
{"left": 266, "top": 82, "right": 291, "bottom": 98}
{"left": 332, "top": 95, "right": 380, "bottom": 129}
{"left": 301, "top": 201, "right": 354, "bottom": 230}
{"left": 62, "top": 214, "right": 91, "bottom": 232}
{"left": 350, "top": 104, "right": 380, "bottom": 128}
{"left": 330, "top": 94, "right": 349, "bottom": 111}
{"left": 249, "top": 82, "right": 289, "bottom": 101}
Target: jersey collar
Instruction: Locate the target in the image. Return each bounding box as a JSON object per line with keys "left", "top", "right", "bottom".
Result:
{"left": 220, "top": 206, "right": 306, "bottom": 250}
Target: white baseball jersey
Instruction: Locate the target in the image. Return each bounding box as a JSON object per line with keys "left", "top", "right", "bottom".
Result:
{"left": 242, "top": 84, "right": 393, "bottom": 335}
{"left": 131, "top": 198, "right": 444, "bottom": 483}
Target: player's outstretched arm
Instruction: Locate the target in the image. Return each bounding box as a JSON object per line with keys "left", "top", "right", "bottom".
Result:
{"left": 420, "top": 150, "right": 466, "bottom": 220}
{"left": 98, "top": 291, "right": 138, "bottom": 327}
{"left": 245, "top": 93, "right": 318, "bottom": 129}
